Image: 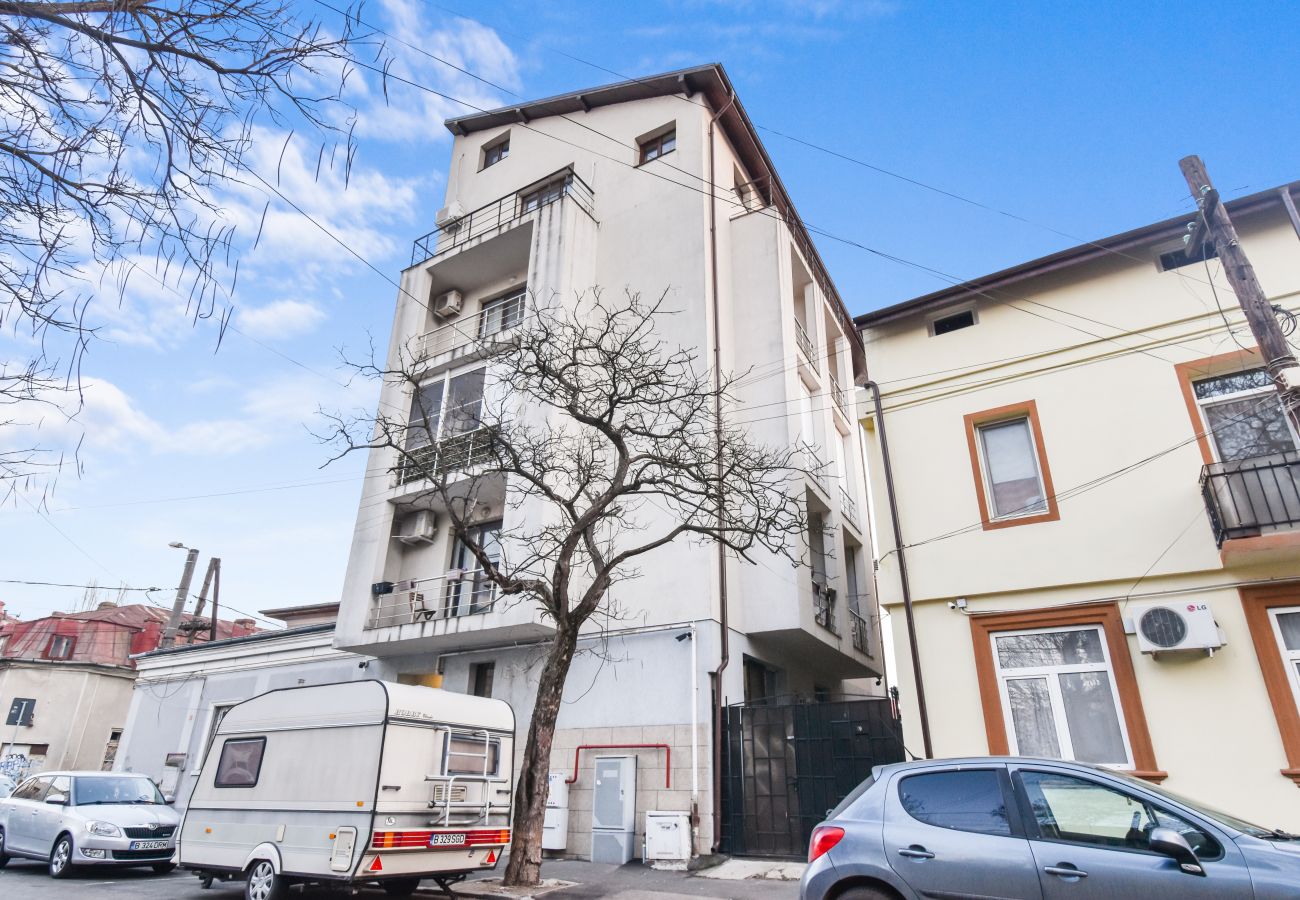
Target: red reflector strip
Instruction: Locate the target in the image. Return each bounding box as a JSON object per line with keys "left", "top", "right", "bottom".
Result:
{"left": 370, "top": 829, "right": 510, "bottom": 850}
{"left": 371, "top": 831, "right": 439, "bottom": 849}
{"left": 465, "top": 829, "right": 511, "bottom": 846}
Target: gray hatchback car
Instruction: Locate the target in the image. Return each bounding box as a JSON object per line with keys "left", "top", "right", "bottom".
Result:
{"left": 801, "top": 757, "right": 1300, "bottom": 900}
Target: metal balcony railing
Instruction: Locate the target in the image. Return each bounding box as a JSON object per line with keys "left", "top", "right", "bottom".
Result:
{"left": 394, "top": 428, "right": 495, "bottom": 487}
{"left": 411, "top": 167, "right": 596, "bottom": 266}
{"left": 829, "top": 375, "right": 847, "bottom": 417}
{"left": 839, "top": 486, "right": 860, "bottom": 528}
{"left": 413, "top": 294, "right": 525, "bottom": 367}
{"left": 1201, "top": 450, "right": 1300, "bottom": 546}
{"left": 804, "top": 446, "right": 829, "bottom": 494}
{"left": 794, "top": 318, "right": 815, "bottom": 363}
{"left": 812, "top": 582, "right": 836, "bottom": 634}
{"left": 848, "top": 606, "right": 871, "bottom": 655}
{"left": 368, "top": 570, "right": 498, "bottom": 629}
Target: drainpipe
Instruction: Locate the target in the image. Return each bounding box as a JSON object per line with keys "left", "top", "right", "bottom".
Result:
{"left": 688, "top": 621, "right": 699, "bottom": 855}
{"left": 865, "top": 381, "right": 933, "bottom": 759}
{"left": 707, "top": 87, "right": 738, "bottom": 852}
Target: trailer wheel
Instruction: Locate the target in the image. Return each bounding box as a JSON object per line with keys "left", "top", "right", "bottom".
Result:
{"left": 244, "top": 859, "right": 287, "bottom": 900}
{"left": 382, "top": 878, "right": 422, "bottom": 897}
{"left": 199, "top": 873, "right": 215, "bottom": 889}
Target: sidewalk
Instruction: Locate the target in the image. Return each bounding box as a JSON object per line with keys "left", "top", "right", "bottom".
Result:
{"left": 449, "top": 858, "right": 802, "bottom": 899}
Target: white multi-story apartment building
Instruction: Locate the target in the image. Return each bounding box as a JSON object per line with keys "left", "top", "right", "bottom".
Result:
{"left": 333, "top": 65, "right": 886, "bottom": 857}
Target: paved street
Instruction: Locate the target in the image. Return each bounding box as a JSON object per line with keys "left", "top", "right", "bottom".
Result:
{"left": 0, "top": 857, "right": 799, "bottom": 900}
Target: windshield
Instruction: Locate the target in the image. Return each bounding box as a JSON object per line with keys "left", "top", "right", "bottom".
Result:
{"left": 73, "top": 776, "right": 165, "bottom": 806}
{"left": 1109, "top": 770, "right": 1275, "bottom": 838}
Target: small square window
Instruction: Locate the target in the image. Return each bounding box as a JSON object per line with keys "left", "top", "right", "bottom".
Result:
{"left": 45, "top": 635, "right": 75, "bottom": 660}
{"left": 638, "top": 127, "right": 676, "bottom": 165}
{"left": 481, "top": 133, "right": 509, "bottom": 170}
{"left": 470, "top": 661, "right": 495, "bottom": 698}
{"left": 444, "top": 732, "right": 501, "bottom": 776}
{"left": 214, "top": 737, "right": 266, "bottom": 788}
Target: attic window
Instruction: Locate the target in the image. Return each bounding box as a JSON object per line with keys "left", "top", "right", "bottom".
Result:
{"left": 638, "top": 126, "right": 676, "bottom": 164}
{"left": 1158, "top": 240, "right": 1218, "bottom": 272}
{"left": 930, "top": 309, "right": 977, "bottom": 336}
{"left": 481, "top": 133, "right": 509, "bottom": 170}
{"left": 45, "top": 635, "right": 75, "bottom": 660}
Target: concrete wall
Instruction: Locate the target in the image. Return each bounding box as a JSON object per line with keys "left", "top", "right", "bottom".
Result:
{"left": 0, "top": 663, "right": 135, "bottom": 774}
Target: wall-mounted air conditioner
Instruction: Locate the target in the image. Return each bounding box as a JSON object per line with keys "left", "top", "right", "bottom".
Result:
{"left": 431, "top": 289, "right": 463, "bottom": 319}
{"left": 435, "top": 201, "right": 465, "bottom": 228}
{"left": 394, "top": 510, "right": 437, "bottom": 545}
{"left": 1128, "top": 601, "right": 1225, "bottom": 656}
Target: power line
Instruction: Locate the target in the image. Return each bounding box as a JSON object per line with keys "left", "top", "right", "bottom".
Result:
{"left": 0, "top": 579, "right": 168, "bottom": 592}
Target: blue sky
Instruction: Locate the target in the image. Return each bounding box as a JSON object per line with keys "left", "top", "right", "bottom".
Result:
{"left": 3, "top": 0, "right": 1298, "bottom": 623}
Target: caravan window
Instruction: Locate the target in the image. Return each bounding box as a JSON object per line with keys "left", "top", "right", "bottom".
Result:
{"left": 214, "top": 737, "right": 267, "bottom": 787}
{"left": 443, "top": 733, "right": 501, "bottom": 777}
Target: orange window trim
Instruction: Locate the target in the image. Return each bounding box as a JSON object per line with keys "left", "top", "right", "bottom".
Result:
{"left": 963, "top": 400, "right": 1060, "bottom": 531}
{"left": 969, "top": 601, "right": 1166, "bottom": 782}
{"left": 1240, "top": 583, "right": 1300, "bottom": 786}
{"left": 1173, "top": 347, "right": 1262, "bottom": 466}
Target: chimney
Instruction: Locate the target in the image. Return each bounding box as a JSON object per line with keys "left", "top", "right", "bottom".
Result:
{"left": 233, "top": 618, "right": 257, "bottom": 636}
{"left": 96, "top": 601, "right": 118, "bottom": 610}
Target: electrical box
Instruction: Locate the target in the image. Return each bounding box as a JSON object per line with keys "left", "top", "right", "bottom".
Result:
{"left": 543, "top": 772, "right": 569, "bottom": 851}
{"left": 591, "top": 756, "right": 636, "bottom": 864}
{"left": 1128, "top": 601, "right": 1225, "bottom": 655}
{"left": 645, "top": 811, "right": 690, "bottom": 861}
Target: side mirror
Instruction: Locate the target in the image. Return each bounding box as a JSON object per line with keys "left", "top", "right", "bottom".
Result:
{"left": 45, "top": 793, "right": 68, "bottom": 806}
{"left": 1149, "top": 827, "right": 1206, "bottom": 876}
{"left": 164, "top": 795, "right": 176, "bottom": 805}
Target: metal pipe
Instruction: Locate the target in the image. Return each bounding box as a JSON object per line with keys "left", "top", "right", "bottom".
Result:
{"left": 865, "top": 381, "right": 933, "bottom": 758}
{"left": 563, "top": 744, "right": 671, "bottom": 788}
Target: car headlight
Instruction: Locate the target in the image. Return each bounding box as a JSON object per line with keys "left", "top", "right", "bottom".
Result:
{"left": 87, "top": 821, "right": 122, "bottom": 837}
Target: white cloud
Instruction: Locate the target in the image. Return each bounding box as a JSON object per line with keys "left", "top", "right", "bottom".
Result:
{"left": 237, "top": 299, "right": 327, "bottom": 339}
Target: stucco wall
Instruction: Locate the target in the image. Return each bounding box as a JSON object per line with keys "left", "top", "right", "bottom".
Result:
{"left": 0, "top": 664, "right": 135, "bottom": 773}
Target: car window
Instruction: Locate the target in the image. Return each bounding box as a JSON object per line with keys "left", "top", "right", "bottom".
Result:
{"left": 46, "top": 775, "right": 71, "bottom": 801}
{"left": 10, "top": 776, "right": 48, "bottom": 801}
{"left": 899, "top": 769, "right": 1012, "bottom": 836}
{"left": 1019, "top": 770, "right": 1222, "bottom": 859}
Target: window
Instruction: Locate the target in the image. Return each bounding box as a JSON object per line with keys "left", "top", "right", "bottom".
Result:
{"left": 73, "top": 775, "right": 164, "bottom": 806}
{"left": 964, "top": 401, "right": 1058, "bottom": 529}
{"left": 1272, "top": 608, "right": 1300, "bottom": 710}
{"left": 406, "top": 368, "right": 487, "bottom": 450}
{"left": 519, "top": 174, "right": 570, "bottom": 213}
{"left": 481, "top": 133, "right": 509, "bottom": 169}
{"left": 638, "top": 127, "right": 676, "bottom": 164}
{"left": 101, "top": 729, "right": 122, "bottom": 771}
{"left": 1158, "top": 240, "right": 1218, "bottom": 272}
{"left": 478, "top": 288, "right": 525, "bottom": 339}
{"left": 443, "top": 733, "right": 500, "bottom": 776}
{"left": 898, "top": 769, "right": 1011, "bottom": 836}
{"left": 1192, "top": 367, "right": 1296, "bottom": 462}
{"left": 214, "top": 737, "right": 266, "bottom": 788}
{"left": 930, "top": 308, "right": 977, "bottom": 336}
{"left": 1242, "top": 586, "right": 1300, "bottom": 784}
{"left": 470, "top": 662, "right": 495, "bottom": 698}
{"left": 993, "top": 626, "right": 1132, "bottom": 767}
{"left": 45, "top": 634, "right": 75, "bottom": 660}
{"left": 1018, "top": 770, "right": 1220, "bottom": 858}
{"left": 45, "top": 774, "right": 71, "bottom": 802}
{"left": 445, "top": 521, "right": 502, "bottom": 616}
{"left": 12, "top": 776, "right": 49, "bottom": 801}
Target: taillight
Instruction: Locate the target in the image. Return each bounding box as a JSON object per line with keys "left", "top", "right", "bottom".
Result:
{"left": 808, "top": 825, "right": 844, "bottom": 862}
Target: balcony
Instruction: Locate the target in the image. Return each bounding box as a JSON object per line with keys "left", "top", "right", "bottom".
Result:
{"left": 412, "top": 294, "right": 525, "bottom": 371}
{"left": 839, "top": 486, "right": 860, "bottom": 530}
{"left": 369, "top": 570, "right": 497, "bottom": 629}
{"left": 848, "top": 606, "right": 871, "bottom": 656}
{"left": 411, "top": 167, "right": 596, "bottom": 266}
{"left": 812, "top": 582, "right": 837, "bottom": 634}
{"left": 1202, "top": 451, "right": 1300, "bottom": 546}
{"left": 804, "top": 446, "right": 830, "bottom": 496}
{"left": 394, "top": 428, "right": 495, "bottom": 488}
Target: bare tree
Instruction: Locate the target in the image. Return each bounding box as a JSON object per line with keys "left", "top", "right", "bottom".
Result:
{"left": 0, "top": 0, "right": 369, "bottom": 484}
{"left": 321, "top": 290, "right": 811, "bottom": 886}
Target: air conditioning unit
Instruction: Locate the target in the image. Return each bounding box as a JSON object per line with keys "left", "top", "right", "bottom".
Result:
{"left": 394, "top": 510, "right": 438, "bottom": 545}
{"left": 1129, "top": 601, "right": 1225, "bottom": 656}
{"left": 431, "top": 289, "right": 463, "bottom": 320}
{"left": 435, "top": 201, "right": 465, "bottom": 228}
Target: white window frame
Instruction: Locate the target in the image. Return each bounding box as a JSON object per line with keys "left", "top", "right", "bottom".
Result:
{"left": 975, "top": 416, "right": 1048, "bottom": 521}
{"left": 407, "top": 367, "right": 487, "bottom": 449}
{"left": 477, "top": 287, "right": 525, "bottom": 340}
{"left": 1269, "top": 606, "right": 1300, "bottom": 716}
{"left": 480, "top": 132, "right": 509, "bottom": 170}
{"left": 991, "top": 624, "right": 1135, "bottom": 770}
{"left": 1192, "top": 368, "right": 1299, "bottom": 462}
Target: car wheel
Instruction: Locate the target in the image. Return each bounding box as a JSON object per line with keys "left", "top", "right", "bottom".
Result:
{"left": 49, "top": 834, "right": 75, "bottom": 879}
{"left": 382, "top": 878, "right": 422, "bottom": 897}
{"left": 244, "top": 859, "right": 287, "bottom": 900}
{"left": 0, "top": 826, "right": 10, "bottom": 869}
{"left": 836, "top": 887, "right": 897, "bottom": 900}
{"left": 153, "top": 862, "right": 177, "bottom": 874}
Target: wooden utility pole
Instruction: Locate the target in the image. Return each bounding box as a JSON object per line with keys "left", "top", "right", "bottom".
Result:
{"left": 185, "top": 558, "right": 219, "bottom": 644}
{"left": 1180, "top": 156, "right": 1300, "bottom": 433}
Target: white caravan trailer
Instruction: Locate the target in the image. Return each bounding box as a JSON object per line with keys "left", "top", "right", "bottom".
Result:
{"left": 179, "top": 680, "right": 514, "bottom": 898}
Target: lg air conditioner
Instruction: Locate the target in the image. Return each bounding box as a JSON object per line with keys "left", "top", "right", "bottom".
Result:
{"left": 393, "top": 510, "right": 437, "bottom": 546}
{"left": 431, "top": 288, "right": 463, "bottom": 320}
{"left": 435, "top": 201, "right": 465, "bottom": 228}
{"left": 1129, "top": 601, "right": 1225, "bottom": 656}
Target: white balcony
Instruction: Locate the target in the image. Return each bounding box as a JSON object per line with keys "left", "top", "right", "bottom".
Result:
{"left": 412, "top": 293, "right": 525, "bottom": 372}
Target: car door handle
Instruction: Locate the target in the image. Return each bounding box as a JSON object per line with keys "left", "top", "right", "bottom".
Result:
{"left": 897, "top": 846, "right": 936, "bottom": 859}
{"left": 1044, "top": 865, "right": 1088, "bottom": 878}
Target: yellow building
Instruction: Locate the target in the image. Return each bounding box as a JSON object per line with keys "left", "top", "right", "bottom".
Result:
{"left": 857, "top": 183, "right": 1300, "bottom": 830}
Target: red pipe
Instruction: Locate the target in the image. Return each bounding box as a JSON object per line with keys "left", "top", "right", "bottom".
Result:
{"left": 563, "top": 743, "right": 670, "bottom": 788}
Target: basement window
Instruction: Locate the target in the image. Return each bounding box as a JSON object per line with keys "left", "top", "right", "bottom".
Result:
{"left": 1158, "top": 240, "right": 1218, "bottom": 272}
{"left": 930, "top": 308, "right": 977, "bottom": 336}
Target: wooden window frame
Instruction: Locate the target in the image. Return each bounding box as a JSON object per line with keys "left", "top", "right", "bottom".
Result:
{"left": 1240, "top": 583, "right": 1300, "bottom": 786}
{"left": 479, "top": 132, "right": 510, "bottom": 170}
{"left": 969, "top": 601, "right": 1166, "bottom": 782}
{"left": 44, "top": 634, "right": 75, "bottom": 660}
{"left": 636, "top": 125, "right": 676, "bottom": 165}
{"left": 963, "top": 400, "right": 1059, "bottom": 530}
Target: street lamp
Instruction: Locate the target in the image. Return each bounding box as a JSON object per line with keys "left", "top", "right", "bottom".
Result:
{"left": 160, "top": 541, "right": 200, "bottom": 648}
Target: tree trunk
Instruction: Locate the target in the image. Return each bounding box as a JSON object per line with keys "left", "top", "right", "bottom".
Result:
{"left": 502, "top": 626, "right": 579, "bottom": 887}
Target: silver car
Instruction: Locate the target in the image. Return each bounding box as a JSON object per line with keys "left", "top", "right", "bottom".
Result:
{"left": 0, "top": 771, "right": 180, "bottom": 878}
{"left": 802, "top": 757, "right": 1300, "bottom": 900}
{"left": 0, "top": 774, "right": 16, "bottom": 797}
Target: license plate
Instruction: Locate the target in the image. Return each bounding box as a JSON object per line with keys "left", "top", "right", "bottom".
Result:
{"left": 129, "top": 840, "right": 170, "bottom": 851}
{"left": 428, "top": 833, "right": 466, "bottom": 847}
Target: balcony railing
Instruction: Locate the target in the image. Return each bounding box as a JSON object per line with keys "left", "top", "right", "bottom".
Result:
{"left": 368, "top": 570, "right": 498, "bottom": 629}
{"left": 794, "top": 318, "right": 815, "bottom": 363}
{"left": 829, "top": 375, "right": 847, "bottom": 418}
{"left": 839, "top": 486, "right": 860, "bottom": 528}
{"left": 804, "top": 446, "right": 829, "bottom": 494}
{"left": 413, "top": 295, "right": 525, "bottom": 368}
{"left": 394, "top": 428, "right": 495, "bottom": 487}
{"left": 848, "top": 606, "right": 871, "bottom": 655}
{"left": 812, "top": 582, "right": 836, "bottom": 634}
{"left": 1201, "top": 451, "right": 1300, "bottom": 546}
{"left": 411, "top": 167, "right": 596, "bottom": 266}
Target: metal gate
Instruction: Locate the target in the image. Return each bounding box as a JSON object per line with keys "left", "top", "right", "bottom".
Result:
{"left": 721, "top": 695, "right": 905, "bottom": 858}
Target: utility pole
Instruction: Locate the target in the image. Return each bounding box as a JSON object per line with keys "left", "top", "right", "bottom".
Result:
{"left": 186, "top": 558, "right": 219, "bottom": 644}
{"left": 209, "top": 559, "right": 221, "bottom": 643}
{"left": 1180, "top": 156, "right": 1300, "bottom": 432}
{"left": 160, "top": 545, "right": 200, "bottom": 648}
